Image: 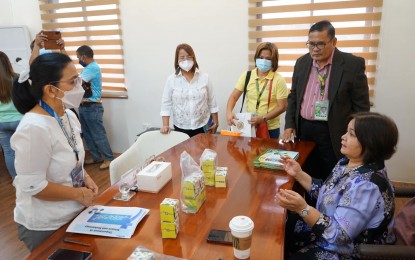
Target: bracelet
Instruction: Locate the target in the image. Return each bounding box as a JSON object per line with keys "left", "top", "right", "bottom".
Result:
{"left": 80, "top": 188, "right": 85, "bottom": 203}
{"left": 263, "top": 116, "right": 268, "bottom": 122}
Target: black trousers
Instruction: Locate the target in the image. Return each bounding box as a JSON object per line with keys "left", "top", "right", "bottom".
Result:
{"left": 299, "top": 117, "right": 338, "bottom": 181}
{"left": 174, "top": 125, "right": 205, "bottom": 138}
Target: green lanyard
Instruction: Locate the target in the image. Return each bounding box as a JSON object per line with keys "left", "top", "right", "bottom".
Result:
{"left": 255, "top": 78, "right": 269, "bottom": 111}
{"left": 315, "top": 67, "right": 328, "bottom": 100}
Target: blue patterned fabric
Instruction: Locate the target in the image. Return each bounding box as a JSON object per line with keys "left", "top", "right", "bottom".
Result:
{"left": 286, "top": 157, "right": 395, "bottom": 259}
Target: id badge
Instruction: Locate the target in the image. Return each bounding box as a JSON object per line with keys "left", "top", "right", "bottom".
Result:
{"left": 70, "top": 162, "right": 84, "bottom": 187}
{"left": 314, "top": 100, "right": 329, "bottom": 121}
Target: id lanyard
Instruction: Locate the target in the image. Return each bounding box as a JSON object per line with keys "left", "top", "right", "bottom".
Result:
{"left": 39, "top": 100, "right": 79, "bottom": 161}
{"left": 315, "top": 67, "right": 327, "bottom": 100}
{"left": 255, "top": 78, "right": 269, "bottom": 112}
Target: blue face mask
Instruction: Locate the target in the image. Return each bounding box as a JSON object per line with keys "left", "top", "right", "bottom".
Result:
{"left": 256, "top": 58, "right": 272, "bottom": 73}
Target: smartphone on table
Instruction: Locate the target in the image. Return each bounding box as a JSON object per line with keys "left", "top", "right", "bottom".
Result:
{"left": 43, "top": 31, "right": 62, "bottom": 50}
{"left": 47, "top": 248, "right": 92, "bottom": 260}
{"left": 207, "top": 229, "right": 233, "bottom": 245}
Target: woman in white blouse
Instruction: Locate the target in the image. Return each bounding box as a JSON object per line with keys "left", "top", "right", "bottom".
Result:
{"left": 11, "top": 53, "right": 98, "bottom": 251}
{"left": 160, "top": 43, "right": 219, "bottom": 137}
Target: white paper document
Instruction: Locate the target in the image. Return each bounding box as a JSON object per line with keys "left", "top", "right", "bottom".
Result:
{"left": 231, "top": 112, "right": 256, "bottom": 137}
{"left": 67, "top": 205, "right": 149, "bottom": 238}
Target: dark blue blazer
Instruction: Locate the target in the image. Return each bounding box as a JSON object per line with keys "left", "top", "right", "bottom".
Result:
{"left": 285, "top": 48, "right": 370, "bottom": 159}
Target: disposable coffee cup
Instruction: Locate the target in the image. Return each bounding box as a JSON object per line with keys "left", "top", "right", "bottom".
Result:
{"left": 229, "top": 216, "right": 254, "bottom": 259}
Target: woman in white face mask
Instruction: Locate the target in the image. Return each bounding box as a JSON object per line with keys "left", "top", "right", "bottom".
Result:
{"left": 226, "top": 42, "right": 288, "bottom": 139}
{"left": 160, "top": 43, "right": 219, "bottom": 137}
{"left": 11, "top": 53, "right": 98, "bottom": 251}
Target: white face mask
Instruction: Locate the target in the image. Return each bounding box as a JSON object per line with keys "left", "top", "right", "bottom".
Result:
{"left": 179, "top": 60, "right": 194, "bottom": 72}
{"left": 55, "top": 81, "right": 85, "bottom": 109}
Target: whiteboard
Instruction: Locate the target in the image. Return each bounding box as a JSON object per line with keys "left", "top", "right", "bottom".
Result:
{"left": 0, "top": 26, "right": 32, "bottom": 73}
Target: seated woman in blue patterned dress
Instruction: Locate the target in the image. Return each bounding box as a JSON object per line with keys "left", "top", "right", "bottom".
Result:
{"left": 276, "top": 112, "right": 398, "bottom": 259}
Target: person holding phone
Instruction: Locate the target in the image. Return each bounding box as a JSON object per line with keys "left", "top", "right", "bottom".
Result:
{"left": 160, "top": 43, "right": 219, "bottom": 137}
{"left": 11, "top": 53, "right": 98, "bottom": 251}
{"left": 29, "top": 31, "right": 67, "bottom": 65}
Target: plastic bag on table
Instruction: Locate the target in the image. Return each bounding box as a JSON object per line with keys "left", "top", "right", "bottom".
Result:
{"left": 179, "top": 151, "right": 206, "bottom": 214}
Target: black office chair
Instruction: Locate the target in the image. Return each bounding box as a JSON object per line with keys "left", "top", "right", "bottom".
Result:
{"left": 358, "top": 186, "right": 415, "bottom": 260}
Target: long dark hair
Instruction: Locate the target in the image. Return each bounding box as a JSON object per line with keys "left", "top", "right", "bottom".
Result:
{"left": 0, "top": 51, "right": 18, "bottom": 103}
{"left": 13, "top": 53, "right": 72, "bottom": 114}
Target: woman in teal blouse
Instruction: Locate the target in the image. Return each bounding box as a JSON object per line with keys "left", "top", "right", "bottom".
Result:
{"left": 0, "top": 51, "right": 22, "bottom": 179}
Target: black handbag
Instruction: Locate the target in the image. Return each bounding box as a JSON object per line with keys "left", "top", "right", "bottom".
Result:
{"left": 82, "top": 81, "right": 92, "bottom": 98}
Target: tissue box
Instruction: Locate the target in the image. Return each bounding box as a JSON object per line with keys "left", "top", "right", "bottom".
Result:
{"left": 161, "top": 219, "right": 179, "bottom": 239}
{"left": 215, "top": 167, "right": 228, "bottom": 188}
{"left": 160, "top": 198, "right": 179, "bottom": 223}
{"left": 137, "top": 161, "right": 172, "bottom": 193}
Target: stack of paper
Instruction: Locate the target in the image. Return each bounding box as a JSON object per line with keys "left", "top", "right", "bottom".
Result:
{"left": 67, "top": 205, "right": 149, "bottom": 238}
{"left": 253, "top": 149, "right": 299, "bottom": 170}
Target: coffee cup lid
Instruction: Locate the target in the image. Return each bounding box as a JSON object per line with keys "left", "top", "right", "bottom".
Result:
{"left": 229, "top": 216, "right": 254, "bottom": 232}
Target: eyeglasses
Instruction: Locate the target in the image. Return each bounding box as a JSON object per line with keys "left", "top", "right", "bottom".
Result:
{"left": 178, "top": 56, "right": 194, "bottom": 62}
{"left": 50, "top": 76, "right": 82, "bottom": 87}
{"left": 306, "top": 40, "right": 332, "bottom": 50}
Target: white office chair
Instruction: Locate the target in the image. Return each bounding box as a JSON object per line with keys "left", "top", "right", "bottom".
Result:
{"left": 109, "top": 130, "right": 189, "bottom": 185}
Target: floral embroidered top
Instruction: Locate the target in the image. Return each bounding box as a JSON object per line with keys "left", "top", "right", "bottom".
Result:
{"left": 160, "top": 69, "right": 219, "bottom": 130}
{"left": 302, "top": 157, "right": 395, "bottom": 258}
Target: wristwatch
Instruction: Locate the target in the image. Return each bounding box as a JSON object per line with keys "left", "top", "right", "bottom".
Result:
{"left": 300, "top": 205, "right": 311, "bottom": 217}
{"left": 263, "top": 116, "right": 268, "bottom": 122}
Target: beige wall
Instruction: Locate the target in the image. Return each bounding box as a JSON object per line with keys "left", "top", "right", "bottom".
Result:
{"left": 1, "top": 0, "right": 414, "bottom": 182}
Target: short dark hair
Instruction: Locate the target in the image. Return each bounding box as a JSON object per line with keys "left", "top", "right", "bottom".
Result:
{"left": 13, "top": 53, "right": 72, "bottom": 114}
{"left": 76, "top": 45, "right": 94, "bottom": 58}
{"left": 309, "top": 20, "right": 336, "bottom": 39}
{"left": 352, "top": 112, "right": 399, "bottom": 163}
{"left": 254, "top": 42, "right": 279, "bottom": 72}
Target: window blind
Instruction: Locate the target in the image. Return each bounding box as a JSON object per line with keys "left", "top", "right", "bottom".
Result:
{"left": 38, "top": 0, "right": 127, "bottom": 98}
{"left": 248, "top": 0, "right": 383, "bottom": 96}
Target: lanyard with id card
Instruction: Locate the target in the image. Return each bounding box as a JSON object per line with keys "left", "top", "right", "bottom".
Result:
{"left": 314, "top": 67, "right": 329, "bottom": 121}
{"left": 71, "top": 162, "right": 84, "bottom": 187}
{"left": 39, "top": 100, "right": 84, "bottom": 187}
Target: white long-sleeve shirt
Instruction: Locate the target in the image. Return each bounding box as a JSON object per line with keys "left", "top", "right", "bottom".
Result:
{"left": 160, "top": 69, "right": 219, "bottom": 130}
{"left": 11, "top": 110, "right": 85, "bottom": 231}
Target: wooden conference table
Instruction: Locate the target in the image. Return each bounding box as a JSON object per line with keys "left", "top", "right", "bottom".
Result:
{"left": 28, "top": 134, "right": 315, "bottom": 260}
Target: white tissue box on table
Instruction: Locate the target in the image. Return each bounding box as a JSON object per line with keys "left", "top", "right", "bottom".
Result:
{"left": 136, "top": 161, "right": 172, "bottom": 193}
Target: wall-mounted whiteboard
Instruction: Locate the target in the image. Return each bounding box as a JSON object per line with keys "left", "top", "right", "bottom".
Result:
{"left": 0, "top": 25, "right": 32, "bottom": 73}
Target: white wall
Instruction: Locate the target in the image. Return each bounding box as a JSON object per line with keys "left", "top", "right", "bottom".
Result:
{"left": 374, "top": 0, "right": 415, "bottom": 183}
{"left": 1, "top": 0, "right": 414, "bottom": 182}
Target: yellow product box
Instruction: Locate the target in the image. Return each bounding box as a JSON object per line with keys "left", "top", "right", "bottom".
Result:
{"left": 160, "top": 198, "right": 179, "bottom": 223}
{"left": 201, "top": 149, "right": 217, "bottom": 186}
{"left": 201, "top": 159, "right": 216, "bottom": 173}
{"left": 161, "top": 219, "right": 179, "bottom": 239}
{"left": 182, "top": 175, "right": 205, "bottom": 198}
{"left": 183, "top": 189, "right": 206, "bottom": 212}
{"left": 204, "top": 171, "right": 215, "bottom": 187}
{"left": 215, "top": 167, "right": 228, "bottom": 188}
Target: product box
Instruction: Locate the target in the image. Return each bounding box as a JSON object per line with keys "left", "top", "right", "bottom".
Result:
{"left": 200, "top": 149, "right": 217, "bottom": 186}
{"left": 182, "top": 175, "right": 206, "bottom": 213}
{"left": 160, "top": 198, "right": 179, "bottom": 223}
{"left": 215, "top": 167, "right": 228, "bottom": 188}
{"left": 161, "top": 219, "right": 179, "bottom": 239}
{"left": 183, "top": 189, "right": 206, "bottom": 212}
{"left": 137, "top": 161, "right": 172, "bottom": 193}
{"left": 182, "top": 175, "right": 205, "bottom": 198}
